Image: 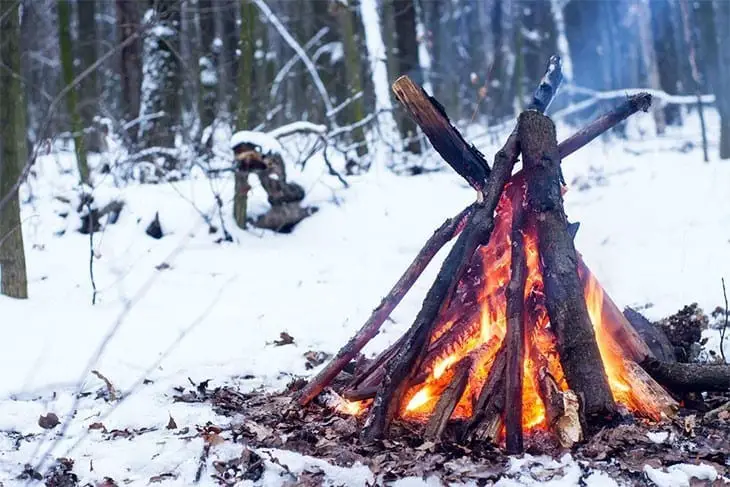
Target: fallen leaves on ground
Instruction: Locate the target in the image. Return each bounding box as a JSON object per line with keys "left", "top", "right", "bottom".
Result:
{"left": 38, "top": 413, "right": 60, "bottom": 430}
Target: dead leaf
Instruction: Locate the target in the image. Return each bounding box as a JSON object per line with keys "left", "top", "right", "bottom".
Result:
{"left": 149, "top": 473, "right": 177, "bottom": 483}
{"left": 166, "top": 414, "right": 177, "bottom": 430}
{"left": 38, "top": 413, "right": 60, "bottom": 430}
{"left": 303, "top": 351, "right": 330, "bottom": 370}
{"left": 96, "top": 477, "right": 118, "bottom": 486}
{"left": 88, "top": 422, "right": 107, "bottom": 432}
{"left": 274, "top": 332, "right": 295, "bottom": 346}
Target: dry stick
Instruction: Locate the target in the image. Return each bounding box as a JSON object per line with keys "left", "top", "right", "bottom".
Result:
{"left": 503, "top": 205, "right": 528, "bottom": 454}
{"left": 296, "top": 204, "right": 475, "bottom": 406}
{"left": 639, "top": 359, "right": 730, "bottom": 393}
{"left": 360, "top": 130, "right": 522, "bottom": 442}
{"left": 424, "top": 355, "right": 473, "bottom": 440}
{"left": 521, "top": 110, "right": 617, "bottom": 421}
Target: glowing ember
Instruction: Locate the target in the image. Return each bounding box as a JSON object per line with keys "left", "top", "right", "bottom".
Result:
{"left": 335, "top": 397, "right": 368, "bottom": 416}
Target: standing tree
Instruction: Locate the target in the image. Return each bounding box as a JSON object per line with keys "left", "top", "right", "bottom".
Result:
{"left": 637, "top": 0, "right": 667, "bottom": 134}
{"left": 650, "top": 0, "right": 683, "bottom": 126}
{"left": 337, "top": 1, "right": 368, "bottom": 158}
{"left": 138, "top": 0, "right": 182, "bottom": 169}
{"left": 392, "top": 0, "right": 422, "bottom": 154}
{"left": 116, "top": 0, "right": 143, "bottom": 142}
{"left": 234, "top": 0, "right": 257, "bottom": 229}
{"left": 76, "top": 0, "right": 102, "bottom": 152}
{"left": 58, "top": 0, "right": 91, "bottom": 184}
{"left": 198, "top": 0, "right": 219, "bottom": 131}
{"left": 714, "top": 0, "right": 730, "bottom": 159}
{"left": 0, "top": 1, "right": 29, "bottom": 299}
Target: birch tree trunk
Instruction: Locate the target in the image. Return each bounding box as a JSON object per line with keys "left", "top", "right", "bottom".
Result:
{"left": 360, "top": 0, "right": 400, "bottom": 170}
{"left": 0, "top": 1, "right": 29, "bottom": 298}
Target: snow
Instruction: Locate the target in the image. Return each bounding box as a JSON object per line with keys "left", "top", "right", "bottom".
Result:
{"left": 646, "top": 431, "right": 669, "bottom": 444}
{"left": 230, "top": 130, "right": 283, "bottom": 155}
{"left": 2, "top": 110, "right": 730, "bottom": 485}
{"left": 644, "top": 463, "right": 718, "bottom": 487}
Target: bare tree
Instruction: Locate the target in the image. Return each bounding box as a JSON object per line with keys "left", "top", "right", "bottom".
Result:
{"left": 714, "top": 0, "right": 730, "bottom": 159}
{"left": 392, "top": 0, "right": 422, "bottom": 154}
{"left": 0, "top": 0, "right": 29, "bottom": 298}
{"left": 77, "top": 0, "right": 102, "bottom": 152}
{"left": 58, "top": 0, "right": 91, "bottom": 183}
{"left": 138, "top": 0, "right": 182, "bottom": 166}
{"left": 116, "top": 0, "right": 143, "bottom": 137}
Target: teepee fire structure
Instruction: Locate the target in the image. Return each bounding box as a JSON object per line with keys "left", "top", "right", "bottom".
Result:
{"left": 296, "top": 56, "right": 682, "bottom": 454}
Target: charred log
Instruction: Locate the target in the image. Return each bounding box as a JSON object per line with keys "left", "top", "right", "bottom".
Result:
{"left": 640, "top": 359, "right": 730, "bottom": 393}
{"left": 504, "top": 205, "right": 527, "bottom": 454}
{"left": 424, "top": 355, "right": 472, "bottom": 440}
{"left": 392, "top": 76, "right": 491, "bottom": 191}
{"left": 521, "top": 110, "right": 617, "bottom": 422}
{"left": 623, "top": 307, "right": 677, "bottom": 363}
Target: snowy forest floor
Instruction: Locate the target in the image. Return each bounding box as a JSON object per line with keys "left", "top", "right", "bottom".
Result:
{"left": 1, "top": 111, "right": 730, "bottom": 486}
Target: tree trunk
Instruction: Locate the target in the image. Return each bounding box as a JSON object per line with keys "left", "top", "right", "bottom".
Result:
{"left": 338, "top": 3, "right": 368, "bottom": 159}
{"left": 637, "top": 0, "right": 667, "bottom": 135}
{"left": 58, "top": 0, "right": 91, "bottom": 184}
{"left": 76, "top": 0, "right": 102, "bottom": 152}
{"left": 650, "top": 0, "right": 682, "bottom": 126}
{"left": 550, "top": 0, "right": 573, "bottom": 84}
{"left": 115, "top": 0, "right": 143, "bottom": 141}
{"left": 234, "top": 0, "right": 256, "bottom": 229}
{"left": 138, "top": 0, "right": 182, "bottom": 168}
{"left": 713, "top": 0, "right": 730, "bottom": 159}
{"left": 360, "top": 0, "right": 400, "bottom": 170}
{"left": 521, "top": 110, "right": 616, "bottom": 422}
{"left": 199, "top": 0, "right": 219, "bottom": 131}
{"left": 0, "top": 1, "right": 29, "bottom": 299}
{"left": 392, "top": 0, "right": 422, "bottom": 154}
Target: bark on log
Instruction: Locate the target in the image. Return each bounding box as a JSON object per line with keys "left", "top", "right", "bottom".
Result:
{"left": 504, "top": 206, "right": 527, "bottom": 454}
{"left": 521, "top": 110, "right": 616, "bottom": 421}
{"left": 424, "top": 356, "right": 472, "bottom": 440}
{"left": 640, "top": 359, "right": 730, "bottom": 393}
{"left": 623, "top": 306, "right": 676, "bottom": 363}
{"left": 297, "top": 205, "right": 475, "bottom": 406}
{"left": 392, "top": 76, "right": 491, "bottom": 190}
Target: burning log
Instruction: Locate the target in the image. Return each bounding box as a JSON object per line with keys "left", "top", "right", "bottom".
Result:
{"left": 640, "top": 359, "right": 730, "bottom": 393}
{"left": 296, "top": 205, "right": 475, "bottom": 406}
{"left": 465, "top": 347, "right": 507, "bottom": 442}
{"left": 424, "top": 355, "right": 472, "bottom": 440}
{"left": 504, "top": 205, "right": 528, "bottom": 454}
{"left": 521, "top": 110, "right": 617, "bottom": 422}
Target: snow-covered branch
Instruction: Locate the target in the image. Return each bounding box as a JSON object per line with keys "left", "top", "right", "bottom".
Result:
{"left": 252, "top": 0, "right": 337, "bottom": 126}
{"left": 269, "top": 27, "right": 330, "bottom": 101}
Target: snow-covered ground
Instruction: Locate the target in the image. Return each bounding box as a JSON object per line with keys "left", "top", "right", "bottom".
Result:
{"left": 1, "top": 110, "right": 729, "bottom": 486}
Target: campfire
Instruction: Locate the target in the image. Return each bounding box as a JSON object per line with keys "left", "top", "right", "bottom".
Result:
{"left": 295, "top": 56, "right": 688, "bottom": 454}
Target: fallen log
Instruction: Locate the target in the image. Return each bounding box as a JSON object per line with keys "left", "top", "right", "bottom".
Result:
{"left": 640, "top": 359, "right": 730, "bottom": 393}
{"left": 522, "top": 110, "right": 616, "bottom": 421}
{"left": 296, "top": 204, "right": 475, "bottom": 406}
{"left": 504, "top": 205, "right": 528, "bottom": 454}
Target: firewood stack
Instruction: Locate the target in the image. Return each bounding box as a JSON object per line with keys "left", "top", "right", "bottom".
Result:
{"left": 295, "top": 55, "right": 729, "bottom": 453}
